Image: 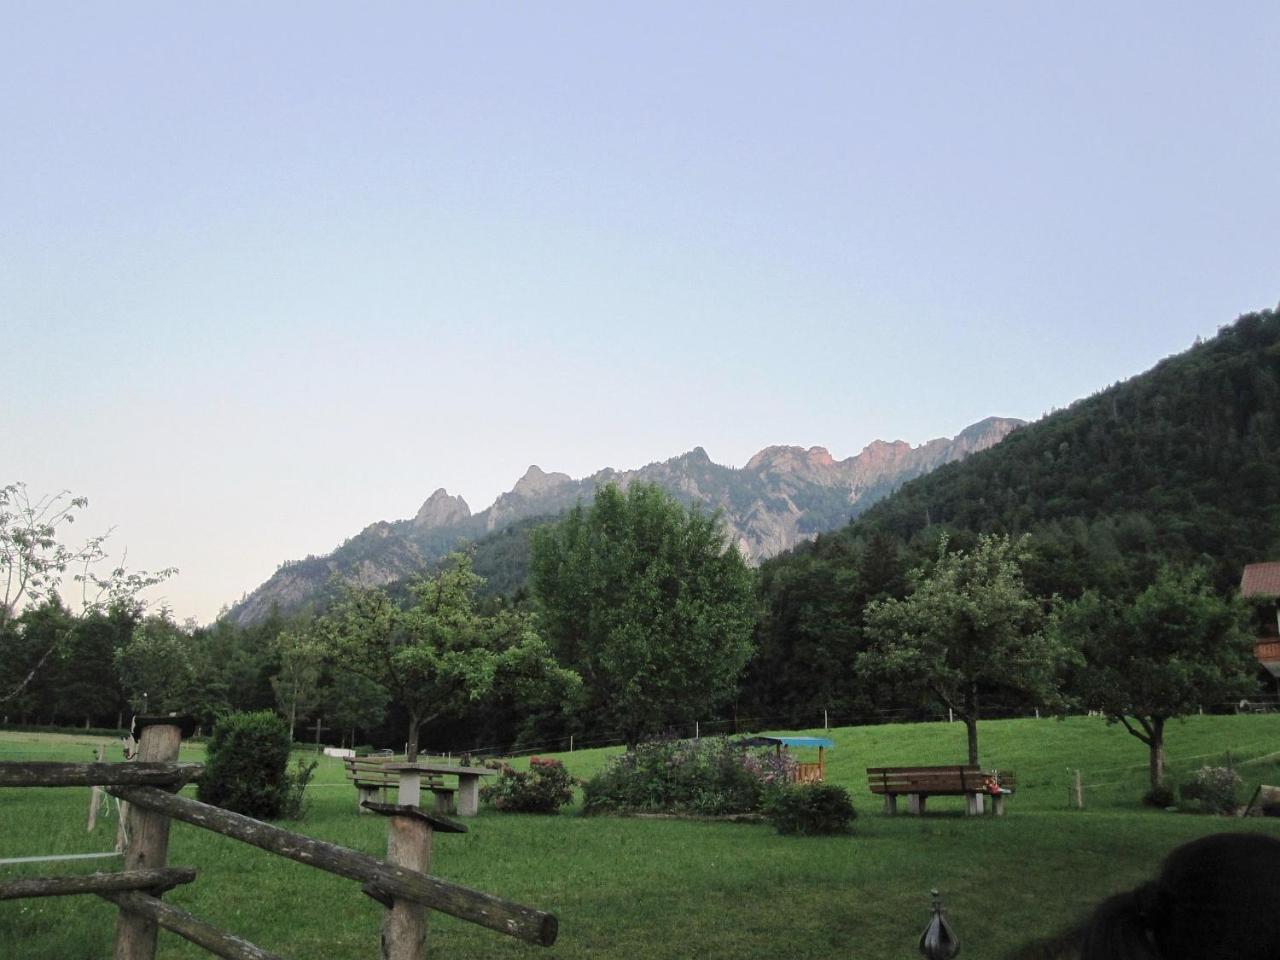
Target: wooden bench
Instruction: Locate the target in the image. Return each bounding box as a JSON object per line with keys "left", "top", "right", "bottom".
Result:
{"left": 867, "top": 765, "right": 1016, "bottom": 816}
{"left": 342, "top": 756, "right": 458, "bottom": 815}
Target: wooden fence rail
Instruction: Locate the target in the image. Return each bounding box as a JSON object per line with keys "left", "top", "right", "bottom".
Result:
{"left": 100, "top": 890, "right": 287, "bottom": 960}
{"left": 106, "top": 784, "right": 558, "bottom": 946}
{"left": 0, "top": 761, "right": 204, "bottom": 788}
{"left": 0, "top": 714, "right": 558, "bottom": 960}
{"left": 0, "top": 867, "right": 195, "bottom": 901}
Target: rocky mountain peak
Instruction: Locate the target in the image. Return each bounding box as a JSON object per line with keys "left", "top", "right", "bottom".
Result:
{"left": 511, "top": 465, "right": 574, "bottom": 498}
{"left": 953, "top": 416, "right": 1023, "bottom": 450}
{"left": 413, "top": 488, "right": 471, "bottom": 529}
{"left": 744, "top": 445, "right": 804, "bottom": 472}
{"left": 744, "top": 444, "right": 840, "bottom": 483}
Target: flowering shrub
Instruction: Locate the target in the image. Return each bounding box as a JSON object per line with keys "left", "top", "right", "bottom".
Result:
{"left": 764, "top": 783, "right": 856, "bottom": 835}
{"left": 581, "top": 737, "right": 796, "bottom": 816}
{"left": 1179, "top": 765, "right": 1243, "bottom": 815}
{"left": 480, "top": 756, "right": 576, "bottom": 814}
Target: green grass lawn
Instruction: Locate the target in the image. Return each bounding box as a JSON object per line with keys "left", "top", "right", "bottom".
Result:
{"left": 2, "top": 714, "right": 1279, "bottom": 959}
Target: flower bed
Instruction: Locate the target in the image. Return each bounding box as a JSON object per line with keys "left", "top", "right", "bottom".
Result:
{"left": 582, "top": 737, "right": 795, "bottom": 816}
{"left": 480, "top": 756, "right": 576, "bottom": 813}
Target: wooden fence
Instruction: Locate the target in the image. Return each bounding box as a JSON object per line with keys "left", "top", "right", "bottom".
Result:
{"left": 0, "top": 715, "right": 557, "bottom": 960}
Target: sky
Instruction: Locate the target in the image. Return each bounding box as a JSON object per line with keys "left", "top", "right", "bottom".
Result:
{"left": 3, "top": 3, "right": 1278, "bottom": 624}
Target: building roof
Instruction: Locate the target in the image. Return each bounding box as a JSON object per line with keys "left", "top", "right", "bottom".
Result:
{"left": 1241, "top": 562, "right": 1280, "bottom": 598}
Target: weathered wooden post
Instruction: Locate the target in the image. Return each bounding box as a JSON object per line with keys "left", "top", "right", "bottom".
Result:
{"left": 364, "top": 765, "right": 468, "bottom": 960}
{"left": 1073, "top": 769, "right": 1084, "bottom": 810}
{"left": 113, "top": 715, "right": 195, "bottom": 960}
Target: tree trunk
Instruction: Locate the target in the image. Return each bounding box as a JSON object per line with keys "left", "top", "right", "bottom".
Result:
{"left": 964, "top": 683, "right": 980, "bottom": 766}
{"left": 1149, "top": 716, "right": 1166, "bottom": 791}
{"left": 406, "top": 717, "right": 420, "bottom": 762}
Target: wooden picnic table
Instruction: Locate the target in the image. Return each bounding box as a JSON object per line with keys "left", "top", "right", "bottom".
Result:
{"left": 385, "top": 764, "right": 496, "bottom": 817}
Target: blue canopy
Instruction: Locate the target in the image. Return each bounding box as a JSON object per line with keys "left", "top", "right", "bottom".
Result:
{"left": 769, "top": 736, "right": 833, "bottom": 750}
{"left": 738, "top": 736, "right": 833, "bottom": 750}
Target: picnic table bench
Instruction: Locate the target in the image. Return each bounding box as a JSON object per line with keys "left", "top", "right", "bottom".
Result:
{"left": 402, "top": 764, "right": 496, "bottom": 817}
{"left": 342, "top": 756, "right": 457, "bottom": 815}
{"left": 867, "top": 765, "right": 1016, "bottom": 816}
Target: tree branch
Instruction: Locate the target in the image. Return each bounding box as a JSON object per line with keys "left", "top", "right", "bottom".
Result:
{"left": 0, "top": 641, "right": 58, "bottom": 703}
{"left": 1114, "top": 714, "right": 1152, "bottom": 746}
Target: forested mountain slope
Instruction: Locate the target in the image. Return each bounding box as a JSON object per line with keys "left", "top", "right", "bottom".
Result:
{"left": 844, "top": 308, "right": 1280, "bottom": 597}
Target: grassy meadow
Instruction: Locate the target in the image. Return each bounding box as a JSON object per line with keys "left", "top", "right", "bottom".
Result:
{"left": 2, "top": 714, "right": 1279, "bottom": 959}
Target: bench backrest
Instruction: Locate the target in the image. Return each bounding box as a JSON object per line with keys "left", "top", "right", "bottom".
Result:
{"left": 342, "top": 757, "right": 450, "bottom": 790}
{"left": 343, "top": 757, "right": 398, "bottom": 784}
{"left": 867, "top": 765, "right": 980, "bottom": 791}
{"left": 866, "top": 765, "right": 1016, "bottom": 792}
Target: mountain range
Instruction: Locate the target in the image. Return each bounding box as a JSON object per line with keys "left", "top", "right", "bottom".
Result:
{"left": 226, "top": 416, "right": 1023, "bottom": 625}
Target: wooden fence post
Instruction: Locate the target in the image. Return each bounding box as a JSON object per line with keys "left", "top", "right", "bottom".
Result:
{"left": 361, "top": 798, "right": 468, "bottom": 960}
{"left": 113, "top": 716, "right": 191, "bottom": 960}
{"left": 1073, "top": 769, "right": 1084, "bottom": 810}
{"left": 383, "top": 810, "right": 432, "bottom": 960}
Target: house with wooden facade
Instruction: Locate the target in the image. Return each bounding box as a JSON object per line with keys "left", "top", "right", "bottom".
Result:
{"left": 1238, "top": 562, "right": 1280, "bottom": 694}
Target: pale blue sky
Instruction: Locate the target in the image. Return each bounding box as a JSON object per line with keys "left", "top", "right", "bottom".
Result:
{"left": 3, "top": 3, "right": 1277, "bottom": 622}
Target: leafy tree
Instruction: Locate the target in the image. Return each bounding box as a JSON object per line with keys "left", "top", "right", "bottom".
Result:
{"left": 319, "top": 668, "right": 388, "bottom": 749}
{"left": 113, "top": 612, "right": 196, "bottom": 714}
{"left": 741, "top": 529, "right": 912, "bottom": 723}
{"left": 0, "top": 597, "right": 76, "bottom": 724}
{"left": 53, "top": 603, "right": 137, "bottom": 727}
{"left": 1, "top": 483, "right": 175, "bottom": 701}
{"left": 530, "top": 483, "right": 756, "bottom": 747}
{"left": 860, "top": 534, "right": 1070, "bottom": 764}
{"left": 270, "top": 627, "right": 324, "bottom": 740}
{"left": 321, "top": 553, "right": 575, "bottom": 760}
{"left": 1050, "top": 568, "right": 1256, "bottom": 791}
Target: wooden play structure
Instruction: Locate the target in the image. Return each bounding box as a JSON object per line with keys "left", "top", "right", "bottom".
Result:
{"left": 739, "top": 736, "right": 833, "bottom": 784}
{"left": 0, "top": 715, "right": 557, "bottom": 960}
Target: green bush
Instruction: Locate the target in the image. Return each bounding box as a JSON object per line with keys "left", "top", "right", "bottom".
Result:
{"left": 480, "top": 756, "right": 576, "bottom": 813}
{"left": 581, "top": 737, "right": 794, "bottom": 816}
{"left": 764, "top": 783, "right": 856, "bottom": 835}
{"left": 280, "top": 756, "right": 318, "bottom": 819}
{"left": 1179, "top": 765, "right": 1242, "bottom": 815}
{"left": 196, "top": 711, "right": 300, "bottom": 820}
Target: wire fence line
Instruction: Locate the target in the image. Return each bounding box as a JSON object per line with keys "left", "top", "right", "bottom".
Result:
{"left": 449, "top": 696, "right": 1280, "bottom": 761}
